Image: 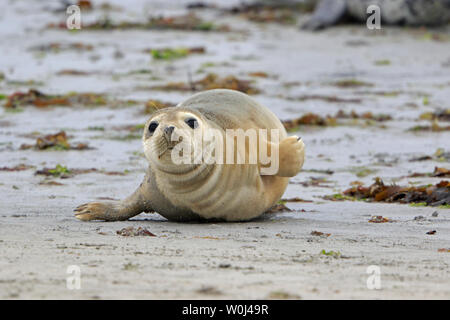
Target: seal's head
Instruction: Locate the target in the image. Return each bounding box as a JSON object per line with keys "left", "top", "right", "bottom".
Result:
{"left": 143, "top": 107, "right": 210, "bottom": 170}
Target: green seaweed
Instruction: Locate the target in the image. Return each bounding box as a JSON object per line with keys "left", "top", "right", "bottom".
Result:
{"left": 151, "top": 48, "right": 189, "bottom": 60}
{"left": 320, "top": 250, "right": 341, "bottom": 258}
{"left": 48, "top": 164, "right": 71, "bottom": 177}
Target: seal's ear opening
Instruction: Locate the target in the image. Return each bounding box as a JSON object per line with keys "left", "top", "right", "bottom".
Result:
{"left": 185, "top": 117, "right": 199, "bottom": 129}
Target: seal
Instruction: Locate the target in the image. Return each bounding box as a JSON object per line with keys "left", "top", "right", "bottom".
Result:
{"left": 302, "top": 0, "right": 450, "bottom": 30}
{"left": 74, "top": 89, "right": 305, "bottom": 222}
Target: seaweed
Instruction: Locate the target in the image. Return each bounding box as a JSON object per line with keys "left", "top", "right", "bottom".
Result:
{"left": 49, "top": 13, "right": 230, "bottom": 32}
{"left": 331, "top": 79, "right": 374, "bottom": 88}
{"left": 0, "top": 164, "right": 34, "bottom": 172}
{"left": 35, "top": 166, "right": 126, "bottom": 178}
{"left": 419, "top": 109, "right": 450, "bottom": 122}
{"left": 282, "top": 109, "right": 391, "bottom": 131}
{"left": 3, "top": 89, "right": 139, "bottom": 109}
{"left": 116, "top": 226, "right": 156, "bottom": 237}
{"left": 330, "top": 178, "right": 450, "bottom": 207}
{"left": 20, "top": 131, "right": 90, "bottom": 151}
{"left": 152, "top": 73, "right": 260, "bottom": 95}
{"left": 147, "top": 47, "right": 205, "bottom": 60}
{"left": 227, "top": 1, "right": 314, "bottom": 25}
{"left": 4, "top": 89, "right": 107, "bottom": 108}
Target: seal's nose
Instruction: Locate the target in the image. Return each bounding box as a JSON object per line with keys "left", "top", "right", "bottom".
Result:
{"left": 164, "top": 126, "right": 175, "bottom": 141}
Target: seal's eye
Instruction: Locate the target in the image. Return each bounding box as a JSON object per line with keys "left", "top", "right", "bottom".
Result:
{"left": 148, "top": 121, "right": 158, "bottom": 134}
{"left": 185, "top": 118, "right": 198, "bottom": 129}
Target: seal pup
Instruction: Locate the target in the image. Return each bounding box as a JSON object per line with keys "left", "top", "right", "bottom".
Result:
{"left": 302, "top": 0, "right": 450, "bottom": 30}
{"left": 74, "top": 89, "right": 305, "bottom": 222}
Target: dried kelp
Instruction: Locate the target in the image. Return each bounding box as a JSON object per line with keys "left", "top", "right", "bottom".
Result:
{"left": 20, "top": 131, "right": 90, "bottom": 151}
{"left": 116, "top": 226, "right": 156, "bottom": 237}
{"left": 4, "top": 90, "right": 106, "bottom": 108}
{"left": 282, "top": 109, "right": 391, "bottom": 131}
{"left": 419, "top": 109, "right": 450, "bottom": 122}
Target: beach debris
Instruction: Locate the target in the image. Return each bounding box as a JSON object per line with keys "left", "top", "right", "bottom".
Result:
{"left": 267, "top": 291, "right": 301, "bottom": 300}
{"left": 368, "top": 216, "right": 390, "bottom": 223}
{"left": 4, "top": 89, "right": 107, "bottom": 108}
{"left": 426, "top": 230, "right": 436, "bottom": 235}
{"left": 228, "top": 1, "right": 314, "bottom": 25}
{"left": 195, "top": 236, "right": 221, "bottom": 240}
{"left": 248, "top": 72, "right": 269, "bottom": 78}
{"left": 231, "top": 6, "right": 297, "bottom": 24}
{"left": 282, "top": 109, "right": 391, "bottom": 131}
{"left": 4, "top": 89, "right": 138, "bottom": 109}
{"left": 38, "top": 181, "right": 64, "bottom": 186}
{"left": 408, "top": 121, "right": 450, "bottom": 132}
{"left": 35, "top": 165, "right": 126, "bottom": 178}
{"left": 298, "top": 176, "right": 334, "bottom": 188}
{"left": 77, "top": 0, "right": 93, "bottom": 10}
{"left": 311, "top": 231, "right": 331, "bottom": 237}
{"left": 331, "top": 79, "right": 374, "bottom": 88}
{"left": 288, "top": 95, "right": 362, "bottom": 104}
{"left": 146, "top": 47, "right": 205, "bottom": 60}
{"left": 196, "top": 286, "right": 222, "bottom": 295}
{"left": 419, "top": 109, "right": 450, "bottom": 122}
{"left": 409, "top": 148, "right": 450, "bottom": 162}
{"left": 374, "top": 59, "right": 391, "bottom": 66}
{"left": 282, "top": 113, "right": 335, "bottom": 129}
{"left": 152, "top": 73, "right": 260, "bottom": 95}
{"left": 5, "top": 90, "right": 70, "bottom": 108}
{"left": 30, "top": 42, "right": 93, "bottom": 53}
{"left": 116, "top": 226, "right": 156, "bottom": 237}
{"left": 36, "top": 164, "right": 73, "bottom": 178}
{"left": 186, "top": 2, "right": 217, "bottom": 10}
{"left": 334, "top": 110, "right": 392, "bottom": 122}
{"left": 266, "top": 202, "right": 292, "bottom": 213}
{"left": 56, "top": 70, "right": 92, "bottom": 76}
{"left": 303, "top": 169, "right": 334, "bottom": 175}
{"left": 320, "top": 249, "right": 341, "bottom": 258}
{"left": 49, "top": 13, "right": 229, "bottom": 32}
{"left": 281, "top": 197, "right": 313, "bottom": 203}
{"left": 0, "top": 164, "right": 34, "bottom": 172}
{"left": 438, "top": 248, "right": 450, "bottom": 252}
{"left": 20, "top": 131, "right": 90, "bottom": 151}
{"left": 432, "top": 167, "right": 450, "bottom": 177}
{"left": 407, "top": 167, "right": 450, "bottom": 178}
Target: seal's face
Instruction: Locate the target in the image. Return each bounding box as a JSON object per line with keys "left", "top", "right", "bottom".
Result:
{"left": 143, "top": 108, "right": 206, "bottom": 167}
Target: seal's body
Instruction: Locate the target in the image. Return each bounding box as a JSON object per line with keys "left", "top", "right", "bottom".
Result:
{"left": 302, "top": 0, "right": 450, "bottom": 30}
{"left": 75, "top": 89, "right": 305, "bottom": 222}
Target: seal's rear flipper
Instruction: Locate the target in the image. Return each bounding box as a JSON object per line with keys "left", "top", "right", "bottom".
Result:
{"left": 301, "top": 0, "right": 347, "bottom": 30}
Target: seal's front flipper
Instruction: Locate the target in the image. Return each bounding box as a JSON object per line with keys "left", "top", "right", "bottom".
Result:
{"left": 74, "top": 184, "right": 151, "bottom": 221}
{"left": 301, "top": 0, "right": 347, "bottom": 30}
{"left": 276, "top": 136, "right": 305, "bottom": 177}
